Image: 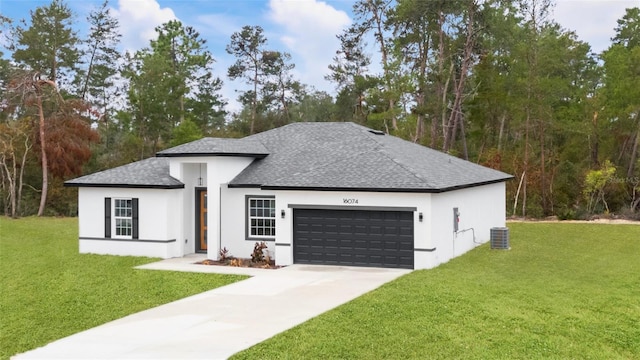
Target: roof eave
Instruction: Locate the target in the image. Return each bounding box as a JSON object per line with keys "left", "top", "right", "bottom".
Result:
{"left": 233, "top": 177, "right": 512, "bottom": 193}
{"left": 64, "top": 182, "right": 185, "bottom": 190}
{"left": 432, "top": 177, "right": 514, "bottom": 193}
{"left": 156, "top": 152, "right": 268, "bottom": 158}
{"left": 227, "top": 184, "right": 263, "bottom": 188}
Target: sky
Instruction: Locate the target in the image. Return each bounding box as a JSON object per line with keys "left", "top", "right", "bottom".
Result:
{"left": 1, "top": 0, "right": 638, "bottom": 111}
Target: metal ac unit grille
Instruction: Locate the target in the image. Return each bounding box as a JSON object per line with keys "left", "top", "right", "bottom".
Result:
{"left": 490, "top": 227, "right": 510, "bottom": 249}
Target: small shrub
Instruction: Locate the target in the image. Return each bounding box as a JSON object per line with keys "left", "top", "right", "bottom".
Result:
{"left": 251, "top": 241, "right": 268, "bottom": 263}
{"left": 219, "top": 247, "right": 230, "bottom": 261}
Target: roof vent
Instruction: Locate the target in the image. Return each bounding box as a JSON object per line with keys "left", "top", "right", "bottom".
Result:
{"left": 490, "top": 227, "right": 510, "bottom": 250}
{"left": 368, "top": 129, "right": 385, "bottom": 135}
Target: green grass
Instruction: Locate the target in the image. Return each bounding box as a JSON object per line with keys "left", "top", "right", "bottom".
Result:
{"left": 234, "top": 223, "right": 640, "bottom": 359}
{"left": 0, "top": 217, "right": 246, "bottom": 360}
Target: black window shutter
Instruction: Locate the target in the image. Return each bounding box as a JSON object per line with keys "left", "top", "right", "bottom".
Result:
{"left": 132, "top": 198, "right": 139, "bottom": 239}
{"left": 104, "top": 198, "right": 111, "bottom": 238}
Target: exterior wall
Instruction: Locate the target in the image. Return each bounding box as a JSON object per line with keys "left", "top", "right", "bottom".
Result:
{"left": 168, "top": 156, "right": 255, "bottom": 259}
{"left": 272, "top": 190, "right": 433, "bottom": 269}
{"left": 220, "top": 186, "right": 277, "bottom": 260}
{"left": 77, "top": 187, "right": 182, "bottom": 258}
{"left": 176, "top": 162, "right": 205, "bottom": 257}
{"left": 220, "top": 185, "right": 506, "bottom": 270}
{"left": 429, "top": 182, "right": 506, "bottom": 267}
{"left": 205, "top": 157, "right": 255, "bottom": 260}
{"left": 76, "top": 157, "right": 507, "bottom": 269}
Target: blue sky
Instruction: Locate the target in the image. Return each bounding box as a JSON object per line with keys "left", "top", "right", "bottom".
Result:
{"left": 1, "top": 0, "right": 637, "bottom": 110}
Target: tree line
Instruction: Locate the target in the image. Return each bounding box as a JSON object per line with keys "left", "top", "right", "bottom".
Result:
{"left": 1, "top": 0, "right": 638, "bottom": 219}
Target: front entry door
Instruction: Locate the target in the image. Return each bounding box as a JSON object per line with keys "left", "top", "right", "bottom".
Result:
{"left": 196, "top": 189, "right": 207, "bottom": 252}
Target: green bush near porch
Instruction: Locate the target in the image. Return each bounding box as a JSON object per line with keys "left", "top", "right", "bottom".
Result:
{"left": 0, "top": 217, "right": 246, "bottom": 360}
{"left": 234, "top": 222, "right": 640, "bottom": 359}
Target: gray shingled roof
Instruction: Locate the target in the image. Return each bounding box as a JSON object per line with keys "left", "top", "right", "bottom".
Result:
{"left": 156, "top": 137, "right": 269, "bottom": 157}
{"left": 65, "top": 157, "right": 183, "bottom": 189}
{"left": 66, "top": 122, "right": 512, "bottom": 192}
{"left": 229, "top": 122, "right": 513, "bottom": 192}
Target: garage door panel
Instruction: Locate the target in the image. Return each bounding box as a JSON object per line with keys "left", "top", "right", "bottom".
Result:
{"left": 294, "top": 209, "right": 414, "bottom": 269}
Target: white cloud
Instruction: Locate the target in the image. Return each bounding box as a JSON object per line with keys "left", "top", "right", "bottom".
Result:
{"left": 267, "top": 0, "right": 351, "bottom": 92}
{"left": 196, "top": 13, "right": 241, "bottom": 40}
{"left": 111, "top": 0, "right": 177, "bottom": 53}
{"left": 552, "top": 0, "right": 638, "bottom": 54}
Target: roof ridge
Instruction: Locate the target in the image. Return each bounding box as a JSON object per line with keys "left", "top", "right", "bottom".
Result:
{"left": 268, "top": 147, "right": 373, "bottom": 183}
{"left": 363, "top": 131, "right": 437, "bottom": 187}
{"left": 265, "top": 123, "right": 377, "bottom": 184}
{"left": 267, "top": 124, "right": 429, "bottom": 186}
{"left": 379, "top": 151, "right": 435, "bottom": 187}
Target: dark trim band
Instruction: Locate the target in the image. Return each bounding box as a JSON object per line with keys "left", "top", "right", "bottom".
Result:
{"left": 65, "top": 183, "right": 184, "bottom": 189}
{"left": 288, "top": 204, "right": 417, "bottom": 212}
{"left": 156, "top": 152, "right": 268, "bottom": 158}
{"left": 415, "top": 248, "right": 437, "bottom": 252}
{"left": 226, "top": 184, "right": 262, "bottom": 188}
{"left": 229, "top": 178, "right": 511, "bottom": 193}
{"left": 275, "top": 243, "right": 291, "bottom": 246}
{"left": 79, "top": 237, "right": 176, "bottom": 243}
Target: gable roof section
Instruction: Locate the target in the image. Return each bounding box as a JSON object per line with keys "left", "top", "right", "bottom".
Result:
{"left": 229, "top": 122, "right": 513, "bottom": 192}
{"left": 65, "top": 157, "right": 183, "bottom": 189}
{"left": 156, "top": 137, "right": 269, "bottom": 158}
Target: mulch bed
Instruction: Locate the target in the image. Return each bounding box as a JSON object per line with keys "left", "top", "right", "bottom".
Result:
{"left": 196, "top": 257, "right": 282, "bottom": 269}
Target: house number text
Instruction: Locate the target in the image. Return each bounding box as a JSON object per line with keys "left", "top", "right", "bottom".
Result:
{"left": 343, "top": 198, "right": 359, "bottom": 204}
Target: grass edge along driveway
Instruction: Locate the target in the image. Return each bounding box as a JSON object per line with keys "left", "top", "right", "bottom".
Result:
{"left": 0, "top": 216, "right": 247, "bottom": 360}
{"left": 233, "top": 222, "right": 640, "bottom": 360}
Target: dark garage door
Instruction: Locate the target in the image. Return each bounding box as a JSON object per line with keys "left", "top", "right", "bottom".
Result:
{"left": 293, "top": 208, "right": 414, "bottom": 269}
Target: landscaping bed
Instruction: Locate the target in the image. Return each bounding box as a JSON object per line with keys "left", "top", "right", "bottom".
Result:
{"left": 196, "top": 257, "right": 282, "bottom": 269}
{"left": 195, "top": 241, "right": 283, "bottom": 269}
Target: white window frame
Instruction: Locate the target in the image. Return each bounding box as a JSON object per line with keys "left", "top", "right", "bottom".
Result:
{"left": 113, "top": 198, "right": 133, "bottom": 239}
{"left": 246, "top": 196, "right": 276, "bottom": 240}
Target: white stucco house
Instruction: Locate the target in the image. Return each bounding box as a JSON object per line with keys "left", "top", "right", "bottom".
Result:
{"left": 65, "top": 122, "right": 513, "bottom": 270}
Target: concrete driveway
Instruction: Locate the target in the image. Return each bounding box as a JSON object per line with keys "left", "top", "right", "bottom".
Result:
{"left": 14, "top": 256, "right": 410, "bottom": 359}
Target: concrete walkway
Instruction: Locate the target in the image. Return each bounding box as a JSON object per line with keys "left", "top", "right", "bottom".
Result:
{"left": 14, "top": 256, "right": 410, "bottom": 359}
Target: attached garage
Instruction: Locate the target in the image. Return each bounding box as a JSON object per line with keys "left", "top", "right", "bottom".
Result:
{"left": 293, "top": 208, "right": 414, "bottom": 269}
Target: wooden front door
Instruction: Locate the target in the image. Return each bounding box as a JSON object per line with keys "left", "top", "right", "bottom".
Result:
{"left": 197, "top": 189, "right": 207, "bottom": 252}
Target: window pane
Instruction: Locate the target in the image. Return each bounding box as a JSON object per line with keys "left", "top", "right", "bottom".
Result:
{"left": 114, "top": 198, "right": 133, "bottom": 238}
{"left": 116, "top": 219, "right": 132, "bottom": 236}
{"left": 248, "top": 197, "right": 276, "bottom": 238}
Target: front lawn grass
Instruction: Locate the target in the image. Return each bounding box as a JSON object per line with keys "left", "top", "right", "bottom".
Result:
{"left": 0, "top": 217, "right": 246, "bottom": 360}
{"left": 234, "top": 223, "right": 640, "bottom": 359}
